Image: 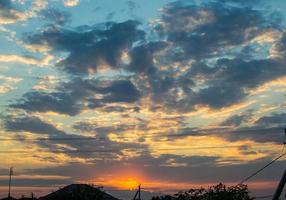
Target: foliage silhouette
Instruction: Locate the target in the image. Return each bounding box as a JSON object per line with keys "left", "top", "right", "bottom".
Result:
{"left": 151, "top": 183, "right": 254, "bottom": 200}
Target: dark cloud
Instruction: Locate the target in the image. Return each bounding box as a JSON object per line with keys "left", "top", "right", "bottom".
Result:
{"left": 219, "top": 0, "right": 262, "bottom": 6}
{"left": 20, "top": 154, "right": 286, "bottom": 189}
{"left": 169, "top": 125, "right": 284, "bottom": 144}
{"left": 4, "top": 114, "right": 66, "bottom": 136}
{"left": 11, "top": 78, "right": 140, "bottom": 116}
{"left": 214, "top": 58, "right": 284, "bottom": 88}
{"left": 40, "top": 8, "right": 72, "bottom": 25}
{"left": 191, "top": 84, "right": 246, "bottom": 109}
{"left": 160, "top": 2, "right": 278, "bottom": 60}
{"left": 11, "top": 91, "right": 81, "bottom": 116}
{"left": 24, "top": 20, "right": 145, "bottom": 74}
{"left": 5, "top": 0, "right": 286, "bottom": 150}
{"left": 255, "top": 113, "right": 286, "bottom": 126}
{"left": 0, "top": 0, "right": 20, "bottom": 22}
{"left": 101, "top": 105, "right": 138, "bottom": 113}
{"left": 95, "top": 80, "right": 140, "bottom": 103}
{"left": 23, "top": 154, "right": 219, "bottom": 184}
{"left": 186, "top": 61, "right": 217, "bottom": 76}
{"left": 73, "top": 120, "right": 147, "bottom": 136}
{"left": 162, "top": 57, "right": 286, "bottom": 110}
{"left": 0, "top": 179, "right": 70, "bottom": 187}
{"left": 273, "top": 32, "right": 286, "bottom": 59}
{"left": 226, "top": 126, "right": 284, "bottom": 143}
{"left": 4, "top": 114, "right": 147, "bottom": 161}
{"left": 128, "top": 41, "right": 167, "bottom": 75}
{"left": 220, "top": 111, "right": 253, "bottom": 127}
{"left": 16, "top": 1, "right": 285, "bottom": 113}
{"left": 122, "top": 1, "right": 285, "bottom": 111}
{"left": 189, "top": 58, "right": 285, "bottom": 108}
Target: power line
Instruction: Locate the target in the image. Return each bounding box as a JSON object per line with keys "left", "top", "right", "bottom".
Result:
{"left": 239, "top": 152, "right": 286, "bottom": 185}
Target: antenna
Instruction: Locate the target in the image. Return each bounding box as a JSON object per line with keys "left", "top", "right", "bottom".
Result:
{"left": 8, "top": 167, "right": 13, "bottom": 200}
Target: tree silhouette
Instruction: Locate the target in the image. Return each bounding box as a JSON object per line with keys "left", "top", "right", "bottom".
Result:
{"left": 151, "top": 183, "right": 254, "bottom": 200}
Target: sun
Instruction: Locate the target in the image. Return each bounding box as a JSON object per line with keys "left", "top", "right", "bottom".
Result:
{"left": 117, "top": 178, "right": 140, "bottom": 190}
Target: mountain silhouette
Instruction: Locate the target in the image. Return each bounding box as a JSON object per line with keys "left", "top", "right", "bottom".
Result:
{"left": 39, "top": 184, "right": 119, "bottom": 200}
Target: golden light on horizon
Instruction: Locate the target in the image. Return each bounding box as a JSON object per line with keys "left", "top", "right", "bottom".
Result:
{"left": 92, "top": 177, "right": 141, "bottom": 190}
{"left": 117, "top": 178, "right": 140, "bottom": 190}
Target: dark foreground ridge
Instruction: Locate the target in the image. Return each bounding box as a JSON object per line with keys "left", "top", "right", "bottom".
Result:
{"left": 0, "top": 183, "right": 256, "bottom": 200}
{"left": 1, "top": 184, "right": 120, "bottom": 200}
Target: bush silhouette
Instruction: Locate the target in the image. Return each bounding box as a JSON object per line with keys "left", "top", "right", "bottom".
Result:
{"left": 151, "top": 183, "right": 254, "bottom": 200}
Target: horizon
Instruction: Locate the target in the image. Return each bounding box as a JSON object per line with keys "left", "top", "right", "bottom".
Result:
{"left": 1, "top": 0, "right": 286, "bottom": 199}
{"left": 0, "top": 182, "right": 271, "bottom": 200}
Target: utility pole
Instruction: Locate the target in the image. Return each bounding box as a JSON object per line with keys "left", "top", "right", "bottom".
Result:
{"left": 132, "top": 184, "right": 141, "bottom": 200}
{"left": 8, "top": 167, "right": 13, "bottom": 200}
{"left": 272, "top": 129, "right": 286, "bottom": 200}
{"left": 138, "top": 184, "right": 141, "bottom": 200}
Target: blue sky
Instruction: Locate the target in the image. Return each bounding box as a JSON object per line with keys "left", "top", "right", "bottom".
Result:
{"left": 1, "top": 0, "right": 286, "bottom": 199}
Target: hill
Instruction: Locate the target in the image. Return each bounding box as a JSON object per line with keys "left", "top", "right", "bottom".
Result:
{"left": 39, "top": 184, "right": 120, "bottom": 200}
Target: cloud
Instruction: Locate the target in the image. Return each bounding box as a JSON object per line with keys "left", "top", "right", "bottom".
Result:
{"left": 271, "top": 32, "right": 286, "bottom": 60}
{"left": 159, "top": 1, "right": 278, "bottom": 60}
{"left": 24, "top": 20, "right": 145, "bottom": 75}
{"left": 11, "top": 91, "right": 81, "bottom": 116}
{"left": 189, "top": 58, "right": 286, "bottom": 109}
{"left": 18, "top": 153, "right": 286, "bottom": 191}
{"left": 16, "top": 1, "right": 286, "bottom": 114}
{"left": 4, "top": 114, "right": 66, "bottom": 136}
{"left": 169, "top": 125, "right": 284, "bottom": 144}
{"left": 225, "top": 126, "right": 284, "bottom": 143}
{"left": 32, "top": 76, "right": 59, "bottom": 91}
{"left": 95, "top": 80, "right": 140, "bottom": 103}
{"left": 220, "top": 111, "right": 253, "bottom": 127}
{"left": 40, "top": 8, "right": 71, "bottom": 25}
{"left": 127, "top": 41, "right": 167, "bottom": 75}
{"left": 0, "top": 54, "right": 53, "bottom": 66}
{"left": 219, "top": 0, "right": 263, "bottom": 6}
{"left": 119, "top": 1, "right": 286, "bottom": 112}
{"left": 138, "top": 57, "right": 285, "bottom": 113}
{"left": 0, "top": 75, "right": 22, "bottom": 94}
{"left": 0, "top": 178, "right": 70, "bottom": 187}
{"left": 0, "top": 0, "right": 47, "bottom": 25}
{"left": 255, "top": 112, "right": 286, "bottom": 126}
{"left": 73, "top": 120, "right": 144, "bottom": 136}
{"left": 11, "top": 78, "right": 140, "bottom": 115}
{"left": 63, "top": 0, "right": 79, "bottom": 7}
{"left": 0, "top": 85, "right": 13, "bottom": 94}
{"left": 5, "top": 0, "right": 286, "bottom": 151}
{"left": 3, "top": 113, "right": 148, "bottom": 161}
{"left": 0, "top": 0, "right": 22, "bottom": 25}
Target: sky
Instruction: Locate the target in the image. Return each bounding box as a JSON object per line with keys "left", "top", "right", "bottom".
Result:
{"left": 0, "top": 0, "right": 286, "bottom": 199}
